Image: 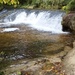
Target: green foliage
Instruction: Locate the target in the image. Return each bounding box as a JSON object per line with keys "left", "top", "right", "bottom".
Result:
{"left": 19, "top": 0, "right": 71, "bottom": 9}
{"left": 66, "top": 0, "right": 75, "bottom": 11}
{"left": 0, "top": 0, "right": 75, "bottom": 11}
{"left": 62, "top": 0, "right": 70, "bottom": 6}
{"left": 0, "top": 0, "right": 19, "bottom": 7}
{"left": 62, "top": 6, "right": 66, "bottom": 11}
{"left": 0, "top": 71, "right": 5, "bottom": 75}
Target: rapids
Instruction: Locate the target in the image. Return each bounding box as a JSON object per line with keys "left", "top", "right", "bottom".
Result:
{"left": 0, "top": 9, "right": 65, "bottom": 33}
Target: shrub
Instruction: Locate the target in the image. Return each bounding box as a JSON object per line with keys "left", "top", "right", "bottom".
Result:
{"left": 66, "top": 0, "right": 75, "bottom": 11}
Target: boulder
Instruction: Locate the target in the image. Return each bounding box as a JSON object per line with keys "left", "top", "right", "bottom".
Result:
{"left": 62, "top": 12, "right": 75, "bottom": 32}
{"left": 63, "top": 41, "right": 75, "bottom": 75}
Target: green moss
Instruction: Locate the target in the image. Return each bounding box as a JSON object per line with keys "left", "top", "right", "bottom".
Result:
{"left": 0, "top": 60, "right": 11, "bottom": 70}
{"left": 0, "top": 71, "right": 5, "bottom": 75}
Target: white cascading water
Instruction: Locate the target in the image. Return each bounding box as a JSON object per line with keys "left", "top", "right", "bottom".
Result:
{"left": 0, "top": 9, "right": 66, "bottom": 33}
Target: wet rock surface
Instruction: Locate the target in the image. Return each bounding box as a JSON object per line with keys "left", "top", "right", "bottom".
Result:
{"left": 3, "top": 57, "right": 66, "bottom": 75}
{"left": 62, "top": 12, "right": 75, "bottom": 32}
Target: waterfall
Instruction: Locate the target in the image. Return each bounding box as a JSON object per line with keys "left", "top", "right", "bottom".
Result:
{"left": 0, "top": 9, "right": 65, "bottom": 33}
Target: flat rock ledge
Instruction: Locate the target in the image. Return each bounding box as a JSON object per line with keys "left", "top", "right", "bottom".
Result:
{"left": 3, "top": 56, "right": 67, "bottom": 75}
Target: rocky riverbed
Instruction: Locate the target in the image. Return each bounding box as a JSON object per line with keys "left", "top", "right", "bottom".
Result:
{"left": 0, "top": 24, "right": 74, "bottom": 75}
{"left": 2, "top": 56, "right": 65, "bottom": 75}
{"left": 0, "top": 0, "right": 75, "bottom": 73}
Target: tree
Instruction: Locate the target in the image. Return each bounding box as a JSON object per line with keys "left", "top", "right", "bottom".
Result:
{"left": 0, "top": 0, "right": 19, "bottom": 7}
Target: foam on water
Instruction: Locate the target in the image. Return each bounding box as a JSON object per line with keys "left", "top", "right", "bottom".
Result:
{"left": 2, "top": 28, "right": 19, "bottom": 32}
{"left": 0, "top": 9, "right": 66, "bottom": 33}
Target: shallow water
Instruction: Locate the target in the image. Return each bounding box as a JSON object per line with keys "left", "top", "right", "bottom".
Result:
{"left": 0, "top": 9, "right": 74, "bottom": 70}
{"left": 0, "top": 25, "right": 74, "bottom": 70}
{"left": 0, "top": 25, "right": 73, "bottom": 59}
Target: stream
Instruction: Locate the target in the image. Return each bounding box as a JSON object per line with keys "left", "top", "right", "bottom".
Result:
{"left": 0, "top": 9, "right": 74, "bottom": 71}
